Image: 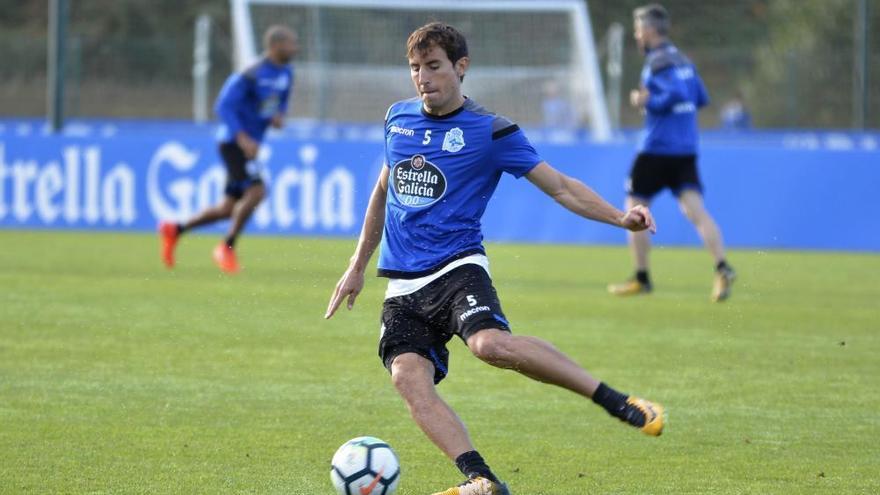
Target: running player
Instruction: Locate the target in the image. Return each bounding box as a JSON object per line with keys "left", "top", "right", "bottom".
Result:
{"left": 326, "top": 22, "right": 664, "bottom": 495}
{"left": 159, "top": 25, "right": 298, "bottom": 273}
{"left": 608, "top": 4, "right": 736, "bottom": 301}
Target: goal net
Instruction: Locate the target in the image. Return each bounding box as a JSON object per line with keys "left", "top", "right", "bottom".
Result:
{"left": 231, "top": 0, "right": 611, "bottom": 139}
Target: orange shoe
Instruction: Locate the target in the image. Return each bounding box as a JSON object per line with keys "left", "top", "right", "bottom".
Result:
{"left": 212, "top": 243, "right": 240, "bottom": 274}
{"left": 711, "top": 266, "right": 737, "bottom": 302}
{"left": 624, "top": 396, "right": 665, "bottom": 436}
{"left": 607, "top": 278, "right": 652, "bottom": 296}
{"left": 158, "top": 221, "right": 179, "bottom": 268}
{"left": 431, "top": 477, "right": 510, "bottom": 495}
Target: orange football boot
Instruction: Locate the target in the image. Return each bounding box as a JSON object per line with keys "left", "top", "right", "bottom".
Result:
{"left": 158, "top": 221, "right": 179, "bottom": 268}
{"left": 212, "top": 243, "right": 240, "bottom": 274}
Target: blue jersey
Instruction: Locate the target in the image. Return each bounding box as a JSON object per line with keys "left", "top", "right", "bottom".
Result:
{"left": 215, "top": 58, "right": 293, "bottom": 144}
{"left": 378, "top": 98, "right": 541, "bottom": 278}
{"left": 638, "top": 42, "right": 709, "bottom": 155}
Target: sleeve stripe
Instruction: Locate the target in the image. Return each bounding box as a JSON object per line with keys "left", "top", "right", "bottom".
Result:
{"left": 492, "top": 124, "right": 520, "bottom": 140}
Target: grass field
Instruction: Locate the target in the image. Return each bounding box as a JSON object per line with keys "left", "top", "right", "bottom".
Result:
{"left": 1, "top": 230, "right": 878, "bottom": 494}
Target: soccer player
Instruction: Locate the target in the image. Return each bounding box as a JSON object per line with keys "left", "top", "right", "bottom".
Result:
{"left": 158, "top": 25, "right": 298, "bottom": 273}
{"left": 608, "top": 4, "right": 736, "bottom": 301}
{"left": 325, "top": 22, "right": 664, "bottom": 495}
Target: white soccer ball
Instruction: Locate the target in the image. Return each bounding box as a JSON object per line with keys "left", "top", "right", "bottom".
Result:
{"left": 330, "top": 436, "right": 401, "bottom": 495}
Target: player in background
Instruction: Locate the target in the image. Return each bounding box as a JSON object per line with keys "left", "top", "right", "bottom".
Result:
{"left": 159, "top": 25, "right": 298, "bottom": 273}
{"left": 608, "top": 4, "right": 736, "bottom": 301}
{"left": 326, "top": 22, "right": 664, "bottom": 495}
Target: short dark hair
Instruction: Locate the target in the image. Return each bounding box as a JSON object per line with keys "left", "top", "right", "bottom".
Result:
{"left": 633, "top": 4, "right": 670, "bottom": 36}
{"left": 263, "top": 25, "right": 296, "bottom": 49}
{"left": 406, "top": 22, "right": 469, "bottom": 77}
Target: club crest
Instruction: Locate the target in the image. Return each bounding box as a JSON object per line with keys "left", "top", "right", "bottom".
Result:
{"left": 442, "top": 127, "right": 465, "bottom": 153}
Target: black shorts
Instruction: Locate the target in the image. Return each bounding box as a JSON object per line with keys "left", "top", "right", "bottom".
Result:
{"left": 626, "top": 153, "right": 703, "bottom": 200}
{"left": 219, "top": 142, "right": 264, "bottom": 199}
{"left": 379, "top": 264, "right": 511, "bottom": 384}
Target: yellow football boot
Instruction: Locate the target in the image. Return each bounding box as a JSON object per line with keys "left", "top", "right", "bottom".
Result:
{"left": 626, "top": 396, "right": 665, "bottom": 436}
{"left": 431, "top": 476, "right": 510, "bottom": 495}
{"left": 711, "top": 267, "right": 737, "bottom": 302}
{"left": 608, "top": 278, "right": 652, "bottom": 296}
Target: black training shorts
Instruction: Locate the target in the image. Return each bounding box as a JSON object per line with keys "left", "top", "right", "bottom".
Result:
{"left": 379, "top": 264, "right": 511, "bottom": 384}
{"left": 219, "top": 142, "right": 264, "bottom": 199}
{"left": 626, "top": 153, "right": 703, "bottom": 200}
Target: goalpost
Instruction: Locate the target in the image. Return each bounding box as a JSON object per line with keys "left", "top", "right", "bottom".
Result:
{"left": 230, "top": 0, "right": 611, "bottom": 140}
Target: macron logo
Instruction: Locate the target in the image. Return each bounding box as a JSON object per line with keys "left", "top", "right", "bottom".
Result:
{"left": 459, "top": 306, "right": 491, "bottom": 321}
{"left": 389, "top": 125, "right": 415, "bottom": 137}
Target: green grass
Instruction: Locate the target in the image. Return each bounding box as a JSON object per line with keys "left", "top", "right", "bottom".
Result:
{"left": 1, "top": 230, "right": 878, "bottom": 494}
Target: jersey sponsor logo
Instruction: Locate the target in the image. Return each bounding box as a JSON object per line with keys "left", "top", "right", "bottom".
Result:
{"left": 389, "top": 124, "right": 415, "bottom": 137}
{"left": 459, "top": 305, "right": 491, "bottom": 321}
{"left": 672, "top": 102, "right": 697, "bottom": 114}
{"left": 674, "top": 67, "right": 695, "bottom": 80}
{"left": 391, "top": 154, "right": 446, "bottom": 207}
{"left": 259, "top": 74, "right": 290, "bottom": 90}
{"left": 442, "top": 127, "right": 465, "bottom": 153}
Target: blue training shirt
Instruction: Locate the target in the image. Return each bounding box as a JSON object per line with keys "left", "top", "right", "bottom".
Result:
{"left": 215, "top": 57, "right": 293, "bottom": 144}
{"left": 378, "top": 97, "right": 542, "bottom": 278}
{"left": 637, "top": 42, "right": 709, "bottom": 155}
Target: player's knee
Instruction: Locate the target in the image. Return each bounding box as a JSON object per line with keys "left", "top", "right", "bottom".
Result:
{"left": 217, "top": 204, "right": 234, "bottom": 218}
{"left": 250, "top": 185, "right": 266, "bottom": 203}
{"left": 469, "top": 330, "right": 515, "bottom": 367}
{"left": 680, "top": 198, "right": 707, "bottom": 222}
{"left": 390, "top": 354, "right": 432, "bottom": 396}
{"left": 679, "top": 203, "right": 696, "bottom": 222}
{"left": 390, "top": 369, "right": 440, "bottom": 418}
{"left": 390, "top": 368, "right": 412, "bottom": 393}
{"left": 216, "top": 197, "right": 234, "bottom": 213}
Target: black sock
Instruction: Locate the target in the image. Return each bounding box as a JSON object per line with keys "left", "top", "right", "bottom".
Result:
{"left": 176, "top": 223, "right": 186, "bottom": 235}
{"left": 592, "top": 382, "right": 629, "bottom": 419}
{"left": 635, "top": 270, "right": 650, "bottom": 285}
{"left": 593, "top": 382, "right": 648, "bottom": 427}
{"left": 225, "top": 235, "right": 236, "bottom": 248}
{"left": 454, "top": 451, "right": 499, "bottom": 483}
{"left": 716, "top": 260, "right": 729, "bottom": 272}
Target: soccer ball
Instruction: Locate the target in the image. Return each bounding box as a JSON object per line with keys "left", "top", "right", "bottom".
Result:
{"left": 330, "top": 436, "right": 401, "bottom": 495}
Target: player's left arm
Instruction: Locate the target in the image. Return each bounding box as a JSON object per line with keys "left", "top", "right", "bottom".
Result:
{"left": 694, "top": 71, "right": 710, "bottom": 109}
{"left": 272, "top": 70, "right": 293, "bottom": 128}
{"left": 643, "top": 67, "right": 688, "bottom": 113}
{"left": 526, "top": 162, "right": 656, "bottom": 233}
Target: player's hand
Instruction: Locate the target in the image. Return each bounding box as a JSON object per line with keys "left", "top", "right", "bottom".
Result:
{"left": 630, "top": 88, "right": 649, "bottom": 108}
{"left": 620, "top": 204, "right": 656, "bottom": 233}
{"left": 270, "top": 114, "right": 284, "bottom": 129}
{"left": 325, "top": 266, "right": 366, "bottom": 319}
{"left": 236, "top": 132, "right": 259, "bottom": 160}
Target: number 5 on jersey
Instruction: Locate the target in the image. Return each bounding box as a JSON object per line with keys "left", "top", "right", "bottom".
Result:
{"left": 422, "top": 130, "right": 432, "bottom": 145}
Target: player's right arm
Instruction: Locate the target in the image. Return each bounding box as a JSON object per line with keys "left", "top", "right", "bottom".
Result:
{"left": 325, "top": 166, "right": 389, "bottom": 319}
{"left": 643, "top": 67, "right": 688, "bottom": 113}
{"left": 215, "top": 74, "right": 247, "bottom": 137}
{"left": 215, "top": 74, "right": 259, "bottom": 158}
{"left": 527, "top": 162, "right": 656, "bottom": 233}
{"left": 694, "top": 71, "right": 710, "bottom": 109}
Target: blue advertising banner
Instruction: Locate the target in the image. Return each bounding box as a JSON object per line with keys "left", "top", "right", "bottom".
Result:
{"left": 1, "top": 120, "right": 878, "bottom": 251}
{"left": 0, "top": 131, "right": 383, "bottom": 237}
